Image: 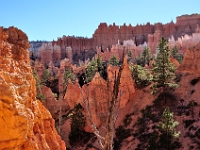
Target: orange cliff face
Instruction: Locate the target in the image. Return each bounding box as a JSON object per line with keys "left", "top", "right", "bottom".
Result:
{"left": 0, "top": 27, "right": 65, "bottom": 150}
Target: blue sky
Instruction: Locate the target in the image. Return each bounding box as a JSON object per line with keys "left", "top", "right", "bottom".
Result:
{"left": 1, "top": 0, "right": 200, "bottom": 41}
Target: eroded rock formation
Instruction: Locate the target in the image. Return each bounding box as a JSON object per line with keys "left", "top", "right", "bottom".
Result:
{"left": 178, "top": 42, "right": 200, "bottom": 74}
{"left": 63, "top": 57, "right": 135, "bottom": 133}
{"left": 0, "top": 27, "right": 65, "bottom": 150}
{"left": 30, "top": 14, "right": 200, "bottom": 66}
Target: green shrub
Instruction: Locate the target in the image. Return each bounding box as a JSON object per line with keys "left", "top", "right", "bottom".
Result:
{"left": 108, "top": 54, "right": 119, "bottom": 66}
{"left": 41, "top": 69, "right": 51, "bottom": 86}
{"left": 64, "top": 68, "right": 75, "bottom": 85}
{"left": 86, "top": 55, "right": 106, "bottom": 82}
{"left": 129, "top": 64, "right": 152, "bottom": 88}
{"left": 32, "top": 68, "right": 45, "bottom": 102}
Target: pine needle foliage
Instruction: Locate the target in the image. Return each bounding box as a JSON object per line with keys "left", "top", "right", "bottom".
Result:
{"left": 158, "top": 107, "right": 181, "bottom": 150}
{"left": 142, "top": 46, "right": 152, "bottom": 66}
{"left": 108, "top": 54, "right": 119, "bottom": 66}
{"left": 32, "top": 68, "right": 46, "bottom": 102}
{"left": 151, "top": 37, "right": 178, "bottom": 103}
{"left": 129, "top": 64, "right": 152, "bottom": 88}
{"left": 64, "top": 68, "right": 75, "bottom": 85}
{"left": 86, "top": 55, "right": 105, "bottom": 82}
{"left": 159, "top": 107, "right": 180, "bottom": 138}
{"left": 68, "top": 103, "right": 87, "bottom": 146}
{"left": 135, "top": 46, "right": 152, "bottom": 66}
{"left": 171, "top": 46, "right": 184, "bottom": 64}
{"left": 41, "top": 69, "right": 51, "bottom": 86}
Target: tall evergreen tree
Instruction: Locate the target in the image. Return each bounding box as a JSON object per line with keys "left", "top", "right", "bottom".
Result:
{"left": 151, "top": 37, "right": 178, "bottom": 104}
{"left": 142, "top": 46, "right": 152, "bottom": 66}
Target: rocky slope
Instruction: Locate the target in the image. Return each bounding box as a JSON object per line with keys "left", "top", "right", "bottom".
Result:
{"left": 0, "top": 27, "right": 65, "bottom": 150}
{"left": 115, "top": 42, "right": 200, "bottom": 150}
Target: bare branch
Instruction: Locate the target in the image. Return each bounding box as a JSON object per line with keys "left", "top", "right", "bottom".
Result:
{"left": 78, "top": 78, "right": 105, "bottom": 149}
{"left": 114, "top": 90, "right": 123, "bottom": 123}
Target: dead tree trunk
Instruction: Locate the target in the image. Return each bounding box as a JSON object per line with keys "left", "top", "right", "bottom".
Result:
{"left": 77, "top": 52, "right": 125, "bottom": 149}
{"left": 103, "top": 65, "right": 124, "bottom": 150}
{"left": 78, "top": 63, "right": 124, "bottom": 150}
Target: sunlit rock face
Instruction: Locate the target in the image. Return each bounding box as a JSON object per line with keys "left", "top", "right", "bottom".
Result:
{"left": 0, "top": 27, "right": 65, "bottom": 150}
{"left": 107, "top": 57, "right": 135, "bottom": 108}
{"left": 178, "top": 42, "right": 200, "bottom": 75}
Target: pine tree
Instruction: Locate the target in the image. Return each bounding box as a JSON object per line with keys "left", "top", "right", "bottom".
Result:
{"left": 32, "top": 68, "right": 46, "bottom": 102}
{"left": 135, "top": 54, "right": 143, "bottom": 66}
{"left": 135, "top": 47, "right": 151, "bottom": 66}
{"left": 171, "top": 46, "right": 184, "bottom": 64}
{"left": 151, "top": 37, "right": 178, "bottom": 104}
{"left": 129, "top": 64, "right": 152, "bottom": 88}
{"left": 142, "top": 46, "right": 152, "bottom": 66}
{"left": 68, "top": 103, "right": 86, "bottom": 146}
{"left": 96, "top": 54, "right": 107, "bottom": 80}
{"left": 159, "top": 107, "right": 180, "bottom": 149}
{"left": 86, "top": 58, "right": 98, "bottom": 82}
{"left": 108, "top": 54, "right": 119, "bottom": 66}
{"left": 86, "top": 55, "right": 106, "bottom": 82}
{"left": 97, "top": 54, "right": 103, "bottom": 72}
{"left": 171, "top": 46, "right": 178, "bottom": 58}
{"left": 42, "top": 69, "right": 50, "bottom": 86}
{"left": 64, "top": 68, "right": 75, "bottom": 85}
{"left": 128, "top": 50, "right": 132, "bottom": 58}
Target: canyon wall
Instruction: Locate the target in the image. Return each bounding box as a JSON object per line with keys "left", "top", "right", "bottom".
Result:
{"left": 0, "top": 27, "right": 65, "bottom": 150}
{"left": 56, "top": 14, "right": 200, "bottom": 51}
{"left": 30, "top": 14, "right": 200, "bottom": 65}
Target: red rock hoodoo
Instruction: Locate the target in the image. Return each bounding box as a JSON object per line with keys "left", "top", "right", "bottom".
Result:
{"left": 30, "top": 14, "right": 200, "bottom": 65}
{"left": 55, "top": 14, "right": 199, "bottom": 50}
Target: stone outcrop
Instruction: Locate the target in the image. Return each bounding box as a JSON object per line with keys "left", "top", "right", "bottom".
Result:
{"left": 64, "top": 80, "right": 83, "bottom": 110}
{"left": 0, "top": 27, "right": 65, "bottom": 150}
{"left": 64, "top": 73, "right": 108, "bottom": 132}
{"left": 107, "top": 57, "right": 135, "bottom": 108}
{"left": 148, "top": 29, "right": 162, "bottom": 54}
